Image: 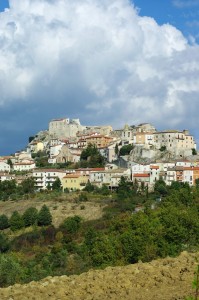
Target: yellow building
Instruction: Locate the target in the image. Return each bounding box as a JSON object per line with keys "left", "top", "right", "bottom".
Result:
{"left": 85, "top": 134, "right": 113, "bottom": 148}
{"left": 61, "top": 174, "right": 89, "bottom": 191}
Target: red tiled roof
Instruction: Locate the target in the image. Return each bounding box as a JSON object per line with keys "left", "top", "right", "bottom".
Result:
{"left": 33, "top": 169, "right": 66, "bottom": 173}
{"left": 133, "top": 173, "right": 150, "bottom": 178}
{"left": 63, "top": 174, "right": 80, "bottom": 178}
{"left": 76, "top": 168, "right": 105, "bottom": 171}
{"left": 184, "top": 167, "right": 199, "bottom": 171}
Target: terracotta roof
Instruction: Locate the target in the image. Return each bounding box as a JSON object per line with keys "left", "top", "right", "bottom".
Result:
{"left": 63, "top": 174, "right": 80, "bottom": 178}
{"left": 184, "top": 167, "right": 199, "bottom": 171}
{"left": 76, "top": 168, "right": 105, "bottom": 171}
{"left": 33, "top": 169, "right": 66, "bottom": 173}
{"left": 150, "top": 166, "right": 159, "bottom": 169}
{"left": 134, "top": 173, "right": 150, "bottom": 178}
{"left": 86, "top": 135, "right": 112, "bottom": 139}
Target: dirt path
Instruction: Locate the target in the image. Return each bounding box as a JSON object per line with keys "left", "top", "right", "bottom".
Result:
{"left": 0, "top": 251, "right": 198, "bottom": 300}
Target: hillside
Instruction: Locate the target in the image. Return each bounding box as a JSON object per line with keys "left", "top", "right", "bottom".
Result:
{"left": 0, "top": 251, "right": 198, "bottom": 300}
{"left": 0, "top": 194, "right": 106, "bottom": 227}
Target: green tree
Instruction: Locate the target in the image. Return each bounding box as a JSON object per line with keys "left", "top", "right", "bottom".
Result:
{"left": 80, "top": 144, "right": 105, "bottom": 167}
{"left": 7, "top": 158, "right": 13, "bottom": 169}
{"left": 52, "top": 177, "right": 62, "bottom": 191}
{"left": 159, "top": 145, "right": 166, "bottom": 152}
{"left": 84, "top": 180, "right": 95, "bottom": 192}
{"left": 0, "top": 254, "right": 23, "bottom": 287}
{"left": 0, "top": 215, "right": 9, "bottom": 230}
{"left": 9, "top": 211, "right": 24, "bottom": 231}
{"left": 0, "top": 180, "right": 17, "bottom": 198}
{"left": 20, "top": 177, "right": 35, "bottom": 194}
{"left": 192, "top": 148, "right": 197, "bottom": 155}
{"left": 119, "top": 144, "right": 134, "bottom": 156}
{"left": 60, "top": 216, "right": 82, "bottom": 234}
{"left": 115, "top": 143, "right": 119, "bottom": 157}
{"left": 154, "top": 178, "right": 168, "bottom": 196}
{"left": 38, "top": 205, "right": 52, "bottom": 226}
{"left": 0, "top": 234, "right": 10, "bottom": 253}
{"left": 23, "top": 207, "right": 38, "bottom": 227}
{"left": 89, "top": 234, "right": 116, "bottom": 267}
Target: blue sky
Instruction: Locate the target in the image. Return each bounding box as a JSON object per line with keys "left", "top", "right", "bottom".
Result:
{"left": 0, "top": 0, "right": 9, "bottom": 12}
{"left": 133, "top": 0, "right": 199, "bottom": 43}
{"left": 0, "top": 0, "right": 199, "bottom": 155}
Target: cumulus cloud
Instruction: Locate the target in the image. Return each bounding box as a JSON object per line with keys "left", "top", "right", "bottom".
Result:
{"left": 0, "top": 0, "right": 199, "bottom": 153}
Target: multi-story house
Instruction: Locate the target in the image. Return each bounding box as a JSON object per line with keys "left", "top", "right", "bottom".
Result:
{"left": 13, "top": 162, "right": 36, "bottom": 172}
{"left": 89, "top": 168, "right": 131, "bottom": 189}
{"left": 33, "top": 169, "right": 66, "bottom": 190}
{"left": 0, "top": 173, "right": 15, "bottom": 182}
{"left": 154, "top": 130, "right": 196, "bottom": 154}
{"left": 149, "top": 165, "right": 160, "bottom": 185}
{"left": 61, "top": 174, "right": 89, "bottom": 191}
{"left": 135, "top": 132, "right": 154, "bottom": 145}
{"left": 0, "top": 162, "right": 10, "bottom": 172}
{"left": 85, "top": 134, "right": 113, "bottom": 148}
{"left": 132, "top": 163, "right": 151, "bottom": 177}
{"left": 132, "top": 173, "right": 150, "bottom": 187}
{"left": 165, "top": 168, "right": 176, "bottom": 185}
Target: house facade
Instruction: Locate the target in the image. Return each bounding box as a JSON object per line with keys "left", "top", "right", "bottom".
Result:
{"left": 33, "top": 169, "right": 66, "bottom": 190}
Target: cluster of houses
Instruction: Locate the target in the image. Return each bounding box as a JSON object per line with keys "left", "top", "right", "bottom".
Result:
{"left": 0, "top": 118, "right": 198, "bottom": 191}
{"left": 26, "top": 119, "right": 197, "bottom": 165}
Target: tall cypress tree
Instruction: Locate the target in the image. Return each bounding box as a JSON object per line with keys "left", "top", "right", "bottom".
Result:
{"left": 38, "top": 205, "right": 52, "bottom": 226}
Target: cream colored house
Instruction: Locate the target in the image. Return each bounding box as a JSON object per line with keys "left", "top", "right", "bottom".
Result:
{"left": 0, "top": 162, "right": 10, "bottom": 172}
{"left": 61, "top": 174, "right": 89, "bottom": 191}
{"left": 56, "top": 145, "right": 81, "bottom": 163}
{"left": 13, "top": 162, "right": 36, "bottom": 172}
{"left": 29, "top": 141, "right": 44, "bottom": 153}
{"left": 154, "top": 130, "right": 196, "bottom": 153}
{"left": 0, "top": 173, "right": 14, "bottom": 181}
{"left": 85, "top": 134, "right": 113, "bottom": 148}
{"left": 89, "top": 168, "right": 131, "bottom": 188}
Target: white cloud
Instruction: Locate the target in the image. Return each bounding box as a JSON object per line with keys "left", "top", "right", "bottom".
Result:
{"left": 172, "top": 0, "right": 199, "bottom": 8}
{"left": 0, "top": 0, "right": 199, "bottom": 141}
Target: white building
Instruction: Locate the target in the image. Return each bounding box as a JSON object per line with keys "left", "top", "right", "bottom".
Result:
{"left": 132, "top": 164, "right": 151, "bottom": 177}
{"left": 89, "top": 168, "right": 131, "bottom": 188}
{"left": 0, "top": 162, "right": 10, "bottom": 172}
{"left": 13, "top": 162, "right": 36, "bottom": 172}
{"left": 33, "top": 169, "right": 66, "bottom": 190}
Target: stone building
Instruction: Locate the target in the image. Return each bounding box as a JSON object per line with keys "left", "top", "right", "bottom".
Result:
{"left": 154, "top": 130, "right": 196, "bottom": 155}
{"left": 49, "top": 118, "right": 85, "bottom": 139}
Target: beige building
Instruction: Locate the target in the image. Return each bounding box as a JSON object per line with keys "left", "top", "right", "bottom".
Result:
{"left": 61, "top": 174, "right": 89, "bottom": 191}
{"left": 85, "top": 134, "right": 113, "bottom": 148}
{"left": 154, "top": 130, "right": 196, "bottom": 153}
{"left": 13, "top": 162, "right": 36, "bottom": 172}
{"left": 49, "top": 118, "right": 84, "bottom": 139}
{"left": 89, "top": 168, "right": 131, "bottom": 188}
{"left": 56, "top": 145, "right": 81, "bottom": 163}
{"left": 122, "top": 123, "right": 156, "bottom": 145}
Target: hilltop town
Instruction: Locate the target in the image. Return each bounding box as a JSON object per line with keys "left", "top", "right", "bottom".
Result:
{"left": 0, "top": 118, "right": 199, "bottom": 298}
{"left": 0, "top": 118, "right": 199, "bottom": 191}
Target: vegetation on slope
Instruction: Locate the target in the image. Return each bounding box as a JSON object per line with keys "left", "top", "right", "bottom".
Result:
{"left": 0, "top": 178, "right": 198, "bottom": 287}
